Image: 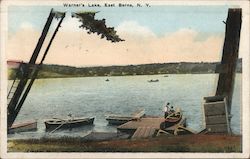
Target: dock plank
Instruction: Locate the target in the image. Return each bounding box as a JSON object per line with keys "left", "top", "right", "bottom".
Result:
{"left": 132, "top": 127, "right": 142, "bottom": 139}
{"left": 149, "top": 127, "right": 156, "bottom": 136}
{"left": 118, "top": 117, "right": 165, "bottom": 131}
{"left": 131, "top": 127, "right": 156, "bottom": 139}
{"left": 143, "top": 127, "right": 151, "bottom": 138}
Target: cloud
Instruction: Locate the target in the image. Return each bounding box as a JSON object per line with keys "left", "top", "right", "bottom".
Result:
{"left": 116, "top": 21, "right": 156, "bottom": 39}
{"left": 7, "top": 25, "right": 40, "bottom": 62}
{"left": 52, "top": 14, "right": 83, "bottom": 32}
{"left": 7, "top": 20, "right": 224, "bottom": 66}
{"left": 157, "top": 30, "right": 224, "bottom": 62}
{"left": 20, "top": 22, "right": 34, "bottom": 30}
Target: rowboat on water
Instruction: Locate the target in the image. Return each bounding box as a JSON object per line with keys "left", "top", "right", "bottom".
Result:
{"left": 106, "top": 109, "right": 145, "bottom": 125}
{"left": 8, "top": 120, "right": 37, "bottom": 134}
{"left": 106, "top": 116, "right": 135, "bottom": 125}
{"left": 161, "top": 108, "right": 183, "bottom": 129}
{"left": 44, "top": 117, "right": 95, "bottom": 130}
{"left": 148, "top": 79, "right": 159, "bottom": 82}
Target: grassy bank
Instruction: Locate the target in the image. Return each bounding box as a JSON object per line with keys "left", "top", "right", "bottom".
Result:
{"left": 8, "top": 134, "right": 241, "bottom": 152}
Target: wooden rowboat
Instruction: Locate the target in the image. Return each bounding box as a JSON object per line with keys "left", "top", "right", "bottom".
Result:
{"left": 161, "top": 108, "right": 183, "bottom": 129}
{"left": 106, "top": 109, "right": 145, "bottom": 125}
{"left": 165, "top": 111, "right": 182, "bottom": 127}
{"left": 8, "top": 120, "right": 37, "bottom": 134}
{"left": 44, "top": 117, "right": 94, "bottom": 130}
{"left": 148, "top": 79, "right": 159, "bottom": 82}
{"left": 106, "top": 116, "right": 134, "bottom": 125}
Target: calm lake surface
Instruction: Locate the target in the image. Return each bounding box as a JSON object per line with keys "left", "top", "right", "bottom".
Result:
{"left": 8, "top": 74, "right": 242, "bottom": 139}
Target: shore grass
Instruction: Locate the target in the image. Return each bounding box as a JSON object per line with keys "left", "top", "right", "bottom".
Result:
{"left": 8, "top": 134, "right": 241, "bottom": 152}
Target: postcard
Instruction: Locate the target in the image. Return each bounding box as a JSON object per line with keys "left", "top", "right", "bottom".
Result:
{"left": 0, "top": 0, "right": 249, "bottom": 158}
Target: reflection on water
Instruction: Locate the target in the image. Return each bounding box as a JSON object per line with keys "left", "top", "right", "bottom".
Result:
{"left": 7, "top": 74, "right": 242, "bottom": 139}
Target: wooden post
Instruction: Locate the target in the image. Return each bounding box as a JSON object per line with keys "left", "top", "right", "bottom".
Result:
{"left": 216, "top": 8, "right": 242, "bottom": 115}
{"left": 203, "top": 8, "right": 242, "bottom": 134}
{"left": 7, "top": 9, "right": 65, "bottom": 128}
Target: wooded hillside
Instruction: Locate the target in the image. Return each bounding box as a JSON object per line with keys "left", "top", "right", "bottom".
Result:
{"left": 8, "top": 59, "right": 242, "bottom": 79}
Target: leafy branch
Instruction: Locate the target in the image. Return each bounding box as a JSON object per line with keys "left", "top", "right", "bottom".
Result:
{"left": 72, "top": 11, "right": 124, "bottom": 43}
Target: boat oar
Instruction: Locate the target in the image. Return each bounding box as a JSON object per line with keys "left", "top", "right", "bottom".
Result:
{"left": 52, "top": 117, "right": 66, "bottom": 121}
{"left": 48, "top": 117, "right": 67, "bottom": 133}
{"left": 49, "top": 121, "right": 67, "bottom": 134}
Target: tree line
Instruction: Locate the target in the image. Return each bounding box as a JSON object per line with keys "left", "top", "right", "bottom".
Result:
{"left": 8, "top": 59, "right": 242, "bottom": 80}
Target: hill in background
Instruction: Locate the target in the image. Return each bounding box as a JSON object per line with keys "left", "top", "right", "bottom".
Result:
{"left": 8, "top": 59, "right": 242, "bottom": 79}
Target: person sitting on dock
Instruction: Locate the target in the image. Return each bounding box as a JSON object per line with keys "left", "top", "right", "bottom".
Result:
{"left": 163, "top": 103, "right": 170, "bottom": 118}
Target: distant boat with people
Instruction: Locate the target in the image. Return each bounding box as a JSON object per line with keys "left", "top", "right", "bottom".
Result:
{"left": 148, "top": 79, "right": 159, "bottom": 82}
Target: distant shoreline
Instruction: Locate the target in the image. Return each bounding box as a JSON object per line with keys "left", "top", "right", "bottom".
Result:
{"left": 7, "top": 72, "right": 243, "bottom": 80}
{"left": 8, "top": 60, "right": 242, "bottom": 80}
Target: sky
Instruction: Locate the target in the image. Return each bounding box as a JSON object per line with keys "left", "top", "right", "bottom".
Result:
{"left": 7, "top": 4, "right": 237, "bottom": 67}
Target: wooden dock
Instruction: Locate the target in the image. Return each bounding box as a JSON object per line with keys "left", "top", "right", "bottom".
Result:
{"left": 117, "top": 117, "right": 188, "bottom": 138}
{"left": 117, "top": 117, "right": 164, "bottom": 138}
{"left": 117, "top": 117, "right": 164, "bottom": 131}
{"left": 131, "top": 127, "right": 156, "bottom": 139}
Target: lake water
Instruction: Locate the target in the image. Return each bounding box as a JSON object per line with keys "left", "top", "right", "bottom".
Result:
{"left": 8, "top": 74, "right": 242, "bottom": 139}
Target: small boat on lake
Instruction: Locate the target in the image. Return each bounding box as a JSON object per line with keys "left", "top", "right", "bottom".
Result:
{"left": 44, "top": 117, "right": 95, "bottom": 130}
{"left": 106, "top": 116, "right": 134, "bottom": 125}
{"left": 105, "top": 79, "right": 109, "bottom": 81}
{"left": 106, "top": 109, "right": 145, "bottom": 125}
{"left": 161, "top": 108, "right": 183, "bottom": 128}
{"left": 163, "top": 75, "right": 169, "bottom": 77}
{"left": 8, "top": 120, "right": 37, "bottom": 134}
{"left": 148, "top": 79, "right": 159, "bottom": 82}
